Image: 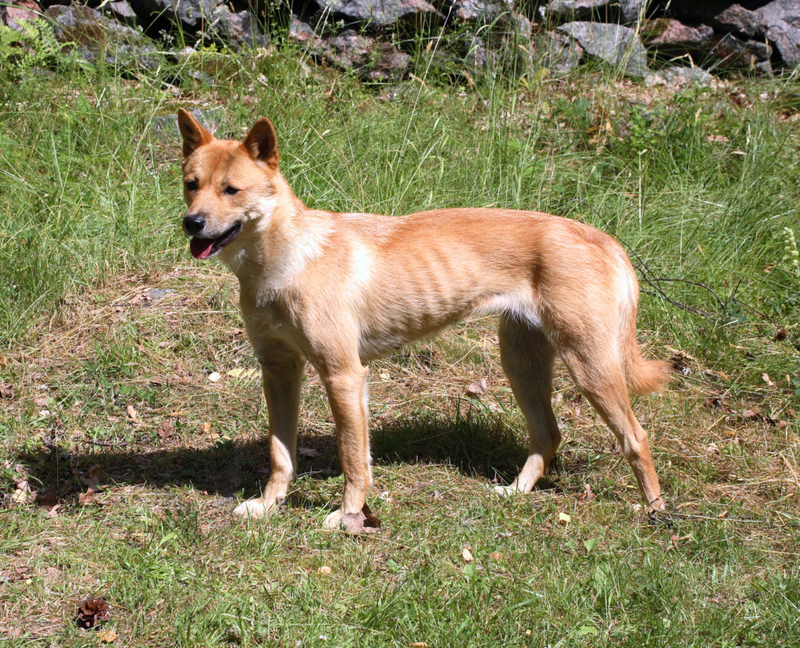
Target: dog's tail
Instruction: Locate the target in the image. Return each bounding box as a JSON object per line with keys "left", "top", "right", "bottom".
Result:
{"left": 624, "top": 341, "right": 671, "bottom": 396}
{"left": 620, "top": 266, "right": 672, "bottom": 397}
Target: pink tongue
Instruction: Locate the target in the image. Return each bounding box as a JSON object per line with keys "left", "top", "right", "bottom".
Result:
{"left": 190, "top": 237, "right": 215, "bottom": 259}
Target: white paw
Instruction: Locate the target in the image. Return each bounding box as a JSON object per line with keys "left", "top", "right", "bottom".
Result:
{"left": 233, "top": 499, "right": 273, "bottom": 520}
{"left": 324, "top": 509, "right": 344, "bottom": 529}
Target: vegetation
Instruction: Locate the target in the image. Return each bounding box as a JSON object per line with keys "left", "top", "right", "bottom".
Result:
{"left": 0, "top": 40, "right": 799, "bottom": 646}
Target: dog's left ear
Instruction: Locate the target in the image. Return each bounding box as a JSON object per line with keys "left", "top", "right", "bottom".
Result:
{"left": 243, "top": 118, "right": 279, "bottom": 170}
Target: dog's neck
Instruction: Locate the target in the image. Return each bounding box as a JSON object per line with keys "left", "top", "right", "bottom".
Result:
{"left": 223, "top": 174, "right": 331, "bottom": 306}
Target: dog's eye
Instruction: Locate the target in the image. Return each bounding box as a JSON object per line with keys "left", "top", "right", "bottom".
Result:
{"left": 224, "top": 186, "right": 239, "bottom": 196}
{"left": 185, "top": 180, "right": 198, "bottom": 191}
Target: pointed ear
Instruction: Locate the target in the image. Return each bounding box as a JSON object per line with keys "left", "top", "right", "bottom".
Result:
{"left": 243, "top": 118, "right": 279, "bottom": 169}
{"left": 178, "top": 108, "right": 213, "bottom": 157}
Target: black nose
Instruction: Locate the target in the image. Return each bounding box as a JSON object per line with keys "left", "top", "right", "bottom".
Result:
{"left": 183, "top": 214, "right": 206, "bottom": 236}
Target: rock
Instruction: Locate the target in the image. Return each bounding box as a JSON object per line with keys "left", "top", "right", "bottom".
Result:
{"left": 452, "top": 0, "right": 513, "bottom": 24}
{"left": 463, "top": 34, "right": 487, "bottom": 69}
{"left": 129, "top": 0, "right": 221, "bottom": 34}
{"left": 645, "top": 65, "right": 714, "bottom": 87}
{"left": 558, "top": 21, "right": 649, "bottom": 76}
{"left": 1, "top": 0, "right": 41, "bottom": 30}
{"left": 325, "top": 29, "right": 410, "bottom": 80}
{"left": 289, "top": 16, "right": 321, "bottom": 47}
{"left": 45, "top": 4, "right": 163, "bottom": 72}
{"left": 755, "top": 0, "right": 800, "bottom": 67}
{"left": 533, "top": 29, "right": 583, "bottom": 73}
{"left": 642, "top": 18, "right": 715, "bottom": 56}
{"left": 102, "top": 0, "right": 139, "bottom": 26}
{"left": 620, "top": 0, "right": 645, "bottom": 24}
{"left": 318, "top": 0, "right": 442, "bottom": 28}
{"left": 288, "top": 21, "right": 409, "bottom": 82}
{"left": 712, "top": 32, "right": 773, "bottom": 71}
{"left": 208, "top": 6, "right": 269, "bottom": 50}
{"left": 540, "top": 0, "right": 615, "bottom": 23}
{"left": 715, "top": 4, "right": 760, "bottom": 37}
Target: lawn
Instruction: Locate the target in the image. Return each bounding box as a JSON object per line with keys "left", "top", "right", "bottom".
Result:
{"left": 1, "top": 44, "right": 799, "bottom": 646}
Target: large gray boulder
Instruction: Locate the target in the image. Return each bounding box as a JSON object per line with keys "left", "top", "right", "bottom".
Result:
{"left": 288, "top": 18, "right": 410, "bottom": 81}
{"left": 558, "top": 21, "right": 649, "bottom": 76}
{"left": 128, "top": 0, "right": 221, "bottom": 33}
{"left": 317, "top": 0, "right": 442, "bottom": 27}
{"left": 541, "top": 0, "right": 614, "bottom": 22}
{"left": 642, "top": 18, "right": 715, "bottom": 56}
{"left": 533, "top": 30, "right": 584, "bottom": 73}
{"left": 208, "top": 6, "right": 269, "bottom": 50}
{"left": 452, "top": 0, "right": 513, "bottom": 24}
{"left": 45, "top": 4, "right": 164, "bottom": 72}
{"left": 755, "top": 0, "right": 800, "bottom": 67}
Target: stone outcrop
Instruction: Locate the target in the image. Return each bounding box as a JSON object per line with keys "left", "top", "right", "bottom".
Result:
{"left": 1, "top": 0, "right": 799, "bottom": 84}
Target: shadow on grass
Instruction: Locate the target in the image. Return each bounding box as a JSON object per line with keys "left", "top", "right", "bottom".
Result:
{"left": 18, "top": 409, "right": 530, "bottom": 505}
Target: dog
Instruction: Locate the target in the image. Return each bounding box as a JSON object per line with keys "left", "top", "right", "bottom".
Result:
{"left": 177, "top": 109, "right": 670, "bottom": 533}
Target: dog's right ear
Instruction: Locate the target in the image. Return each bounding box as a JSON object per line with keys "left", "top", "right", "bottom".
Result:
{"left": 243, "top": 118, "right": 279, "bottom": 170}
{"left": 178, "top": 108, "right": 213, "bottom": 158}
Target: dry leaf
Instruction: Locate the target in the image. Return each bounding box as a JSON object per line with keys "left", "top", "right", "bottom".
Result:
{"left": 707, "top": 134, "right": 729, "bottom": 143}
{"left": 157, "top": 420, "right": 174, "bottom": 440}
{"left": 11, "top": 481, "right": 32, "bottom": 505}
{"left": 462, "top": 547, "right": 473, "bottom": 562}
{"left": 317, "top": 566, "right": 332, "bottom": 574}
{"left": 774, "top": 328, "right": 788, "bottom": 342}
{"left": 0, "top": 383, "right": 13, "bottom": 399}
{"left": 126, "top": 405, "right": 137, "bottom": 420}
{"left": 99, "top": 628, "right": 117, "bottom": 643}
{"left": 409, "top": 643, "right": 430, "bottom": 647}
{"left": 489, "top": 552, "right": 503, "bottom": 561}
{"left": 762, "top": 372, "right": 775, "bottom": 387}
{"left": 558, "top": 512, "right": 571, "bottom": 524}
{"left": 465, "top": 378, "right": 488, "bottom": 398}
{"left": 208, "top": 372, "right": 222, "bottom": 383}
{"left": 341, "top": 503, "right": 381, "bottom": 534}
{"left": 0, "top": 355, "right": 7, "bottom": 368}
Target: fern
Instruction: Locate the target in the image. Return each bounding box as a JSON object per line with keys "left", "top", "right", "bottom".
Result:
{"left": 0, "top": 19, "right": 61, "bottom": 76}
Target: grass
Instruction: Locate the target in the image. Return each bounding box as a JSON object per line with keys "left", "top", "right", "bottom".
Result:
{"left": 1, "top": 40, "right": 800, "bottom": 646}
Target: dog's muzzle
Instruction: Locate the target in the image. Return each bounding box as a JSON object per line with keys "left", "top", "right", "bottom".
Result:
{"left": 183, "top": 216, "right": 243, "bottom": 260}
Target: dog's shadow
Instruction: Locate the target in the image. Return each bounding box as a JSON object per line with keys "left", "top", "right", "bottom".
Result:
{"left": 19, "top": 411, "right": 537, "bottom": 508}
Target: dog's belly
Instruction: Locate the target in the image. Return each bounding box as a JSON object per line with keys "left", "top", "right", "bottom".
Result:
{"left": 355, "top": 286, "right": 541, "bottom": 362}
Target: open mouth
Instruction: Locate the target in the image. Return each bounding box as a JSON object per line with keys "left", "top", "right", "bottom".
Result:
{"left": 189, "top": 222, "right": 242, "bottom": 259}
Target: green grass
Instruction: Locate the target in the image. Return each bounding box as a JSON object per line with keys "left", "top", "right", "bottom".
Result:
{"left": 1, "top": 42, "right": 799, "bottom": 646}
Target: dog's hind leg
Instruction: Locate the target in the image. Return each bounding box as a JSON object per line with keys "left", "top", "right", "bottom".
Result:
{"left": 560, "top": 347, "right": 665, "bottom": 512}
{"left": 495, "top": 316, "right": 562, "bottom": 495}
{"left": 234, "top": 350, "right": 305, "bottom": 520}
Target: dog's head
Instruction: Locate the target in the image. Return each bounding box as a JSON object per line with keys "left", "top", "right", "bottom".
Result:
{"left": 177, "top": 109, "right": 282, "bottom": 260}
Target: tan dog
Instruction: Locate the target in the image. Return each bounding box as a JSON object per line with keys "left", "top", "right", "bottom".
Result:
{"left": 177, "top": 109, "right": 670, "bottom": 532}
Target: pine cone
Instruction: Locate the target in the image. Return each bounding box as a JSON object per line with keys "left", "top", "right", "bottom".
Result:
{"left": 75, "top": 596, "right": 110, "bottom": 629}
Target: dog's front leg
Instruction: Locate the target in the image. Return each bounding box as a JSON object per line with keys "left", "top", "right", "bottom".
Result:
{"left": 234, "top": 352, "right": 305, "bottom": 520}
{"left": 320, "top": 363, "right": 380, "bottom": 533}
